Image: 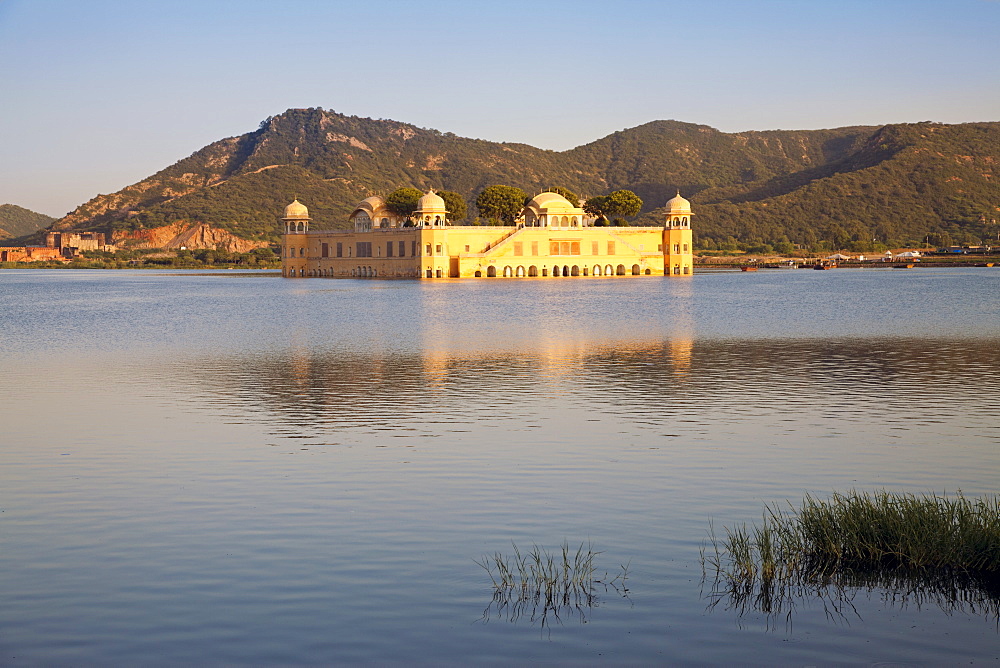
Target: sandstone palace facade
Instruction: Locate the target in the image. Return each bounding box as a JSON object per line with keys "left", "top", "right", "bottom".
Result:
{"left": 281, "top": 190, "right": 693, "bottom": 279}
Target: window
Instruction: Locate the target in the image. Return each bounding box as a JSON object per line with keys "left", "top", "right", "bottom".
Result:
{"left": 683, "top": 244, "right": 689, "bottom": 252}
{"left": 465, "top": 245, "right": 470, "bottom": 252}
{"left": 513, "top": 242, "right": 522, "bottom": 256}
{"left": 356, "top": 242, "right": 372, "bottom": 258}
{"left": 607, "top": 241, "right": 615, "bottom": 255}
{"left": 436, "top": 244, "right": 442, "bottom": 254}
{"left": 560, "top": 241, "right": 570, "bottom": 255}
{"left": 399, "top": 241, "right": 405, "bottom": 257}
{"left": 386, "top": 242, "right": 393, "bottom": 257}
{"left": 550, "top": 241, "right": 560, "bottom": 255}
{"left": 592, "top": 241, "right": 599, "bottom": 255}
{"left": 426, "top": 244, "right": 432, "bottom": 256}
{"left": 321, "top": 243, "right": 328, "bottom": 258}
{"left": 657, "top": 244, "right": 662, "bottom": 252}
{"left": 571, "top": 241, "right": 580, "bottom": 255}
{"left": 412, "top": 241, "right": 417, "bottom": 257}
{"left": 674, "top": 244, "right": 680, "bottom": 253}
{"left": 531, "top": 241, "right": 538, "bottom": 256}
{"left": 336, "top": 242, "right": 343, "bottom": 257}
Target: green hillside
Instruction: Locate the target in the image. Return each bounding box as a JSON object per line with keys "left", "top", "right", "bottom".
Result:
{"left": 0, "top": 204, "right": 56, "bottom": 240}
{"left": 51, "top": 109, "right": 1000, "bottom": 252}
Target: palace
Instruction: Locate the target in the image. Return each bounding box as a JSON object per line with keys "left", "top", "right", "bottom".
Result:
{"left": 281, "top": 190, "right": 693, "bottom": 279}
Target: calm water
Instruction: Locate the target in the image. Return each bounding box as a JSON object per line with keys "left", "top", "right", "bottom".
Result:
{"left": 1, "top": 268, "right": 998, "bottom": 665}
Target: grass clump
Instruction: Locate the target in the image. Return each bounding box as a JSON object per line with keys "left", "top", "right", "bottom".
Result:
{"left": 702, "top": 491, "right": 1000, "bottom": 623}
{"left": 476, "top": 541, "right": 629, "bottom": 628}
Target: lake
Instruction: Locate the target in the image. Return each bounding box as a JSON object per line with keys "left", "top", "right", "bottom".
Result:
{"left": 1, "top": 268, "right": 998, "bottom": 665}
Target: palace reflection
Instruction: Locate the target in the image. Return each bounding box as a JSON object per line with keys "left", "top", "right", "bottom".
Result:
{"left": 171, "top": 336, "right": 999, "bottom": 447}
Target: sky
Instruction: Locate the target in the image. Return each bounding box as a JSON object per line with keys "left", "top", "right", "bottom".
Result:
{"left": 2, "top": 0, "right": 999, "bottom": 218}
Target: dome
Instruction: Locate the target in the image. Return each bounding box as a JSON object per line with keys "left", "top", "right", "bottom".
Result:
{"left": 360, "top": 195, "right": 385, "bottom": 209}
{"left": 283, "top": 199, "right": 309, "bottom": 219}
{"left": 665, "top": 192, "right": 691, "bottom": 214}
{"left": 417, "top": 189, "right": 447, "bottom": 213}
{"left": 527, "top": 192, "right": 575, "bottom": 212}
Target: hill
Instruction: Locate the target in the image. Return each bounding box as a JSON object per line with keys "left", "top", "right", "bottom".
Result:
{"left": 0, "top": 204, "right": 56, "bottom": 240}
{"left": 49, "top": 109, "right": 1000, "bottom": 252}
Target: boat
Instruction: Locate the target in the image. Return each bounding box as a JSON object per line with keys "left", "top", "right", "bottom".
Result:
{"left": 762, "top": 260, "right": 798, "bottom": 269}
{"left": 894, "top": 263, "right": 916, "bottom": 269}
{"left": 813, "top": 263, "right": 837, "bottom": 270}
{"left": 741, "top": 266, "right": 758, "bottom": 272}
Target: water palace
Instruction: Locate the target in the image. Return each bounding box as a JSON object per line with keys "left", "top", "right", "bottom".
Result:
{"left": 281, "top": 190, "right": 693, "bottom": 279}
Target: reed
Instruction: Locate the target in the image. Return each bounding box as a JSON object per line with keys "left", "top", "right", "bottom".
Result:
{"left": 477, "top": 541, "right": 629, "bottom": 628}
{"left": 702, "top": 490, "right": 1000, "bottom": 621}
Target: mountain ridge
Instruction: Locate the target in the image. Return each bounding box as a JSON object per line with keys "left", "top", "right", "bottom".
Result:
{"left": 45, "top": 109, "right": 1000, "bottom": 251}
{"left": 1, "top": 204, "right": 56, "bottom": 240}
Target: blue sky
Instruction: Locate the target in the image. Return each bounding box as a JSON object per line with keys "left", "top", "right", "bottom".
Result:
{"left": 2, "top": 0, "right": 998, "bottom": 217}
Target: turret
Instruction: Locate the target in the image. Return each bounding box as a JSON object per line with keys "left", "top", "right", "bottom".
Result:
{"left": 663, "top": 192, "right": 693, "bottom": 276}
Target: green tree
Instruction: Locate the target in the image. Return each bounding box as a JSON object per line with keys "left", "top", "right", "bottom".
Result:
{"left": 385, "top": 187, "right": 424, "bottom": 220}
{"left": 543, "top": 187, "right": 581, "bottom": 206}
{"left": 436, "top": 190, "right": 467, "bottom": 221}
{"left": 475, "top": 185, "right": 527, "bottom": 224}
{"left": 603, "top": 190, "right": 643, "bottom": 220}
{"left": 584, "top": 196, "right": 608, "bottom": 224}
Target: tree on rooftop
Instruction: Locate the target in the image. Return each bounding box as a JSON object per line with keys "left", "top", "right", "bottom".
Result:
{"left": 436, "top": 190, "right": 467, "bottom": 222}
{"left": 475, "top": 185, "right": 527, "bottom": 225}
{"left": 603, "top": 190, "right": 643, "bottom": 221}
{"left": 385, "top": 187, "right": 424, "bottom": 220}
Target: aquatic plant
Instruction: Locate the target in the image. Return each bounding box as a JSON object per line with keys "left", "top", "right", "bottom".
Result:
{"left": 476, "top": 542, "right": 629, "bottom": 629}
{"left": 701, "top": 491, "right": 1000, "bottom": 626}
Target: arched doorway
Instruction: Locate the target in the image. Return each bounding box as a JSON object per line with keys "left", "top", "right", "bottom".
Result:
{"left": 487, "top": 266, "right": 497, "bottom": 277}
{"left": 528, "top": 266, "right": 538, "bottom": 277}
{"left": 631, "top": 264, "right": 640, "bottom": 275}
{"left": 571, "top": 266, "right": 580, "bottom": 276}
{"left": 605, "top": 264, "right": 613, "bottom": 277}
{"left": 553, "top": 266, "right": 561, "bottom": 277}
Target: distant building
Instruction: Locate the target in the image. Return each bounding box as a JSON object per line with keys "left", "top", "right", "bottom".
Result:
{"left": 46, "top": 231, "right": 111, "bottom": 257}
{"left": 281, "top": 190, "right": 694, "bottom": 279}
{"left": 0, "top": 246, "right": 66, "bottom": 262}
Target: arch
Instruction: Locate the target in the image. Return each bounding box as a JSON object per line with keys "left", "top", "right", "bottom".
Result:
{"left": 381, "top": 217, "right": 389, "bottom": 227}
{"left": 427, "top": 268, "right": 433, "bottom": 278}
{"left": 561, "top": 216, "right": 569, "bottom": 227}
{"left": 605, "top": 264, "right": 613, "bottom": 276}
{"left": 553, "top": 265, "right": 561, "bottom": 277}
{"left": 682, "top": 216, "right": 688, "bottom": 226}
{"left": 644, "top": 268, "right": 651, "bottom": 275}
{"left": 516, "top": 265, "right": 525, "bottom": 277}
{"left": 528, "top": 265, "right": 538, "bottom": 277}
{"left": 474, "top": 270, "right": 482, "bottom": 277}
{"left": 563, "top": 265, "right": 570, "bottom": 276}
{"left": 593, "top": 265, "right": 602, "bottom": 276}
{"left": 503, "top": 266, "right": 513, "bottom": 277}
{"left": 434, "top": 215, "right": 441, "bottom": 226}
{"left": 571, "top": 265, "right": 580, "bottom": 276}
{"left": 571, "top": 216, "right": 579, "bottom": 227}
{"left": 631, "top": 264, "right": 641, "bottom": 275}
{"left": 487, "top": 266, "right": 497, "bottom": 277}
{"left": 616, "top": 264, "right": 626, "bottom": 276}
